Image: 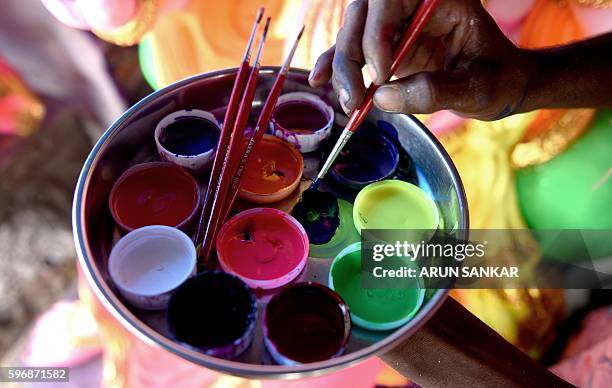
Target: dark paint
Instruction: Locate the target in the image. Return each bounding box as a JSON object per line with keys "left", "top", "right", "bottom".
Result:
{"left": 292, "top": 190, "right": 340, "bottom": 245}
{"left": 166, "top": 272, "right": 257, "bottom": 359}
{"left": 160, "top": 116, "right": 220, "bottom": 156}
{"left": 263, "top": 283, "right": 350, "bottom": 364}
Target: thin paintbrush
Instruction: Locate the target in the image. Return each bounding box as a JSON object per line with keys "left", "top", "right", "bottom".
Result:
{"left": 310, "top": 0, "right": 441, "bottom": 190}
{"left": 200, "top": 17, "right": 271, "bottom": 264}
{"left": 220, "top": 25, "right": 306, "bottom": 222}
{"left": 194, "top": 7, "right": 264, "bottom": 249}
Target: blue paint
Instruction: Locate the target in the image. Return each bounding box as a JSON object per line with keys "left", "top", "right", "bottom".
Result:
{"left": 328, "top": 127, "right": 399, "bottom": 190}
{"left": 160, "top": 117, "right": 220, "bottom": 156}
{"left": 292, "top": 190, "right": 340, "bottom": 245}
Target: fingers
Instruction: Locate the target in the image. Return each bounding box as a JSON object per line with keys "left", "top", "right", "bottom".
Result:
{"left": 373, "top": 71, "right": 479, "bottom": 115}
{"left": 362, "top": 0, "right": 411, "bottom": 84}
{"left": 331, "top": 0, "right": 368, "bottom": 113}
{"left": 309, "top": 45, "right": 335, "bottom": 87}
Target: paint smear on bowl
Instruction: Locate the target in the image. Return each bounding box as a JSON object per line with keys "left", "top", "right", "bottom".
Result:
{"left": 292, "top": 190, "right": 340, "bottom": 245}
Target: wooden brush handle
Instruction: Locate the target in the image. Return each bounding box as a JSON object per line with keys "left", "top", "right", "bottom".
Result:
{"left": 382, "top": 297, "right": 574, "bottom": 387}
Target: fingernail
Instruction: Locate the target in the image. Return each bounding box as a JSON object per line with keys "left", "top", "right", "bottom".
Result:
{"left": 374, "top": 85, "right": 403, "bottom": 112}
{"left": 367, "top": 64, "right": 378, "bottom": 83}
{"left": 339, "top": 88, "right": 351, "bottom": 113}
{"left": 308, "top": 70, "right": 316, "bottom": 82}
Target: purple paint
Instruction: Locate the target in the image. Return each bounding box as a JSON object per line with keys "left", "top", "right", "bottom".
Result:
{"left": 272, "top": 102, "right": 328, "bottom": 135}
{"left": 329, "top": 129, "right": 399, "bottom": 190}
{"left": 166, "top": 271, "right": 256, "bottom": 359}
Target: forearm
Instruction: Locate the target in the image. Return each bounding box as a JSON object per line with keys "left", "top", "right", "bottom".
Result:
{"left": 518, "top": 32, "right": 612, "bottom": 112}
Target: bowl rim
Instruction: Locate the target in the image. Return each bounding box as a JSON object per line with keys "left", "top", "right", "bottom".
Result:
{"left": 72, "top": 67, "right": 469, "bottom": 378}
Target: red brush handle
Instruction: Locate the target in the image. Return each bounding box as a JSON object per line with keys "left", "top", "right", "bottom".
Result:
{"left": 195, "top": 60, "right": 250, "bottom": 247}
{"left": 346, "top": 0, "right": 441, "bottom": 133}
{"left": 200, "top": 65, "right": 261, "bottom": 262}
{"left": 220, "top": 73, "right": 288, "bottom": 221}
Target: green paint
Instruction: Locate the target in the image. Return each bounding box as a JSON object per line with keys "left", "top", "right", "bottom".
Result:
{"left": 353, "top": 180, "right": 439, "bottom": 232}
{"left": 329, "top": 243, "right": 424, "bottom": 331}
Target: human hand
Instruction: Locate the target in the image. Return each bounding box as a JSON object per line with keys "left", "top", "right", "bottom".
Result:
{"left": 308, "top": 0, "right": 533, "bottom": 121}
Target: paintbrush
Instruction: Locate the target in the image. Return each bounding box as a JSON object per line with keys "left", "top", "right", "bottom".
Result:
{"left": 220, "top": 25, "right": 306, "bottom": 222}
{"left": 200, "top": 17, "right": 271, "bottom": 264}
{"left": 194, "top": 7, "right": 264, "bottom": 249}
{"left": 309, "top": 0, "right": 441, "bottom": 190}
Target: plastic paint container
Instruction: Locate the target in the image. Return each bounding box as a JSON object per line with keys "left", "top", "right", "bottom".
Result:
{"left": 263, "top": 282, "right": 351, "bottom": 365}
{"left": 329, "top": 242, "right": 425, "bottom": 331}
{"left": 216, "top": 208, "right": 309, "bottom": 290}
{"left": 155, "top": 109, "right": 221, "bottom": 173}
{"left": 238, "top": 135, "right": 304, "bottom": 204}
{"left": 109, "top": 162, "right": 201, "bottom": 232}
{"left": 166, "top": 271, "right": 257, "bottom": 359}
{"left": 353, "top": 180, "right": 439, "bottom": 232}
{"left": 309, "top": 199, "right": 361, "bottom": 259}
{"left": 270, "top": 92, "right": 334, "bottom": 153}
{"left": 108, "top": 225, "right": 196, "bottom": 310}
{"left": 329, "top": 130, "right": 399, "bottom": 190}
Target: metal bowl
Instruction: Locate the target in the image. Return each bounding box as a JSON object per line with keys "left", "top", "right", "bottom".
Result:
{"left": 72, "top": 67, "right": 468, "bottom": 379}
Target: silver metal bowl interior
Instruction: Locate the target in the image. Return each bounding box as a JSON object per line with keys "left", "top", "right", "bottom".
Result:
{"left": 72, "top": 67, "right": 468, "bottom": 379}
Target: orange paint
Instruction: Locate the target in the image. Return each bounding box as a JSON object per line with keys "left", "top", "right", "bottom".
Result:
{"left": 239, "top": 135, "right": 303, "bottom": 203}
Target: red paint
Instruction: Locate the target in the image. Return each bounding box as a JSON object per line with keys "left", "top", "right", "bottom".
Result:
{"left": 216, "top": 208, "right": 308, "bottom": 289}
{"left": 239, "top": 135, "right": 303, "bottom": 203}
{"left": 110, "top": 162, "right": 200, "bottom": 231}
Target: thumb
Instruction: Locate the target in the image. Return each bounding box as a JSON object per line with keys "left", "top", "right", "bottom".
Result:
{"left": 373, "top": 71, "right": 477, "bottom": 115}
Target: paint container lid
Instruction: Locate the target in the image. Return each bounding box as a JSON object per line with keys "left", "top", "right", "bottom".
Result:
{"left": 328, "top": 129, "right": 399, "bottom": 191}
{"left": 166, "top": 271, "right": 257, "bottom": 359}
{"left": 263, "top": 282, "right": 351, "bottom": 365}
{"left": 154, "top": 109, "right": 221, "bottom": 173}
{"left": 108, "top": 225, "right": 197, "bottom": 310}
{"left": 270, "top": 92, "right": 335, "bottom": 153}
{"left": 216, "top": 208, "right": 309, "bottom": 290}
{"left": 329, "top": 242, "right": 425, "bottom": 331}
{"left": 353, "top": 180, "right": 439, "bottom": 232}
{"left": 238, "top": 134, "right": 304, "bottom": 204}
{"left": 109, "top": 162, "right": 201, "bottom": 232}
{"left": 309, "top": 199, "right": 361, "bottom": 259}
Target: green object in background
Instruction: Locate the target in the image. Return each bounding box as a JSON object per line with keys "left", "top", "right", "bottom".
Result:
{"left": 516, "top": 110, "right": 612, "bottom": 261}
{"left": 329, "top": 242, "right": 424, "bottom": 331}
{"left": 139, "top": 36, "right": 160, "bottom": 91}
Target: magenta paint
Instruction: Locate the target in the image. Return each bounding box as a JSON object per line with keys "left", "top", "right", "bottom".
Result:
{"left": 270, "top": 92, "right": 334, "bottom": 153}
{"left": 263, "top": 282, "right": 351, "bottom": 365}
{"left": 166, "top": 271, "right": 257, "bottom": 359}
{"left": 216, "top": 208, "right": 309, "bottom": 290}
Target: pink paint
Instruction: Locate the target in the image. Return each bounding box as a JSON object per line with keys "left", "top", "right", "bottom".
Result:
{"left": 215, "top": 208, "right": 308, "bottom": 289}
